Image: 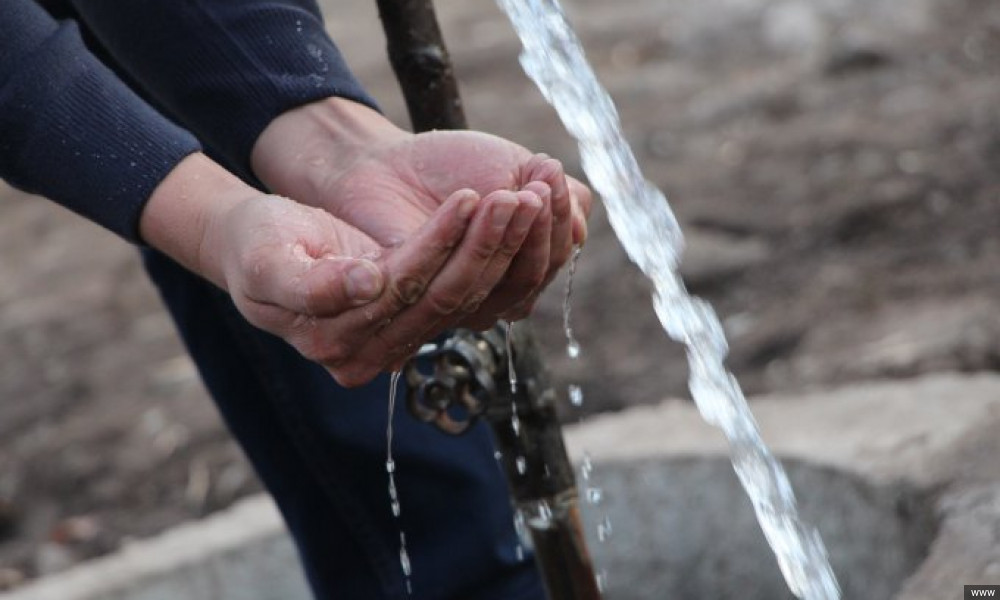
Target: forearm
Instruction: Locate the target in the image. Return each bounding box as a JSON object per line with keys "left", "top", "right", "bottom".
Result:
{"left": 251, "top": 97, "right": 407, "bottom": 201}
{"left": 0, "top": 0, "right": 201, "bottom": 242}
{"left": 65, "top": 0, "right": 378, "bottom": 180}
{"left": 139, "top": 153, "right": 256, "bottom": 288}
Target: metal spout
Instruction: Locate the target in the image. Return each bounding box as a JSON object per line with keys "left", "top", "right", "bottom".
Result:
{"left": 404, "top": 323, "right": 602, "bottom": 600}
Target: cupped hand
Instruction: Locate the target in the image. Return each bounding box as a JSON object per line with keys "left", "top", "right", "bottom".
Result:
{"left": 206, "top": 190, "right": 549, "bottom": 386}
{"left": 142, "top": 153, "right": 546, "bottom": 387}
{"left": 252, "top": 97, "right": 593, "bottom": 330}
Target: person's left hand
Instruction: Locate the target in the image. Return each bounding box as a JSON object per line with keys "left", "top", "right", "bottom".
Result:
{"left": 252, "top": 97, "right": 592, "bottom": 331}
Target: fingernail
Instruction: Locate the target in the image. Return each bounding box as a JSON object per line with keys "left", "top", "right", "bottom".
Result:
{"left": 491, "top": 200, "right": 517, "bottom": 227}
{"left": 457, "top": 192, "right": 479, "bottom": 220}
{"left": 345, "top": 261, "right": 383, "bottom": 303}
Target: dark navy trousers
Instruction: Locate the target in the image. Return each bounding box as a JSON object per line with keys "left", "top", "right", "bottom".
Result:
{"left": 141, "top": 249, "right": 544, "bottom": 600}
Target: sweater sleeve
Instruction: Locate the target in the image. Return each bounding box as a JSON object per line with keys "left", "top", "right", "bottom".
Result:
{"left": 0, "top": 1, "right": 202, "bottom": 242}
{"left": 66, "top": 0, "right": 379, "bottom": 181}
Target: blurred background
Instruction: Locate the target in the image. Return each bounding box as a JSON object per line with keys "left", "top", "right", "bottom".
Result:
{"left": 1, "top": 0, "right": 998, "bottom": 589}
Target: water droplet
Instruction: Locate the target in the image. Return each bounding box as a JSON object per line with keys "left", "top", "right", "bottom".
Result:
{"left": 568, "top": 384, "right": 583, "bottom": 407}
{"left": 515, "top": 545, "right": 525, "bottom": 561}
{"left": 585, "top": 486, "right": 603, "bottom": 505}
{"left": 494, "top": 450, "right": 503, "bottom": 461}
{"left": 597, "top": 516, "right": 613, "bottom": 542}
{"left": 580, "top": 453, "right": 593, "bottom": 481}
{"left": 513, "top": 511, "right": 531, "bottom": 547}
{"left": 563, "top": 246, "right": 583, "bottom": 358}
{"left": 516, "top": 456, "right": 527, "bottom": 475}
{"left": 511, "top": 412, "right": 521, "bottom": 437}
{"left": 385, "top": 372, "right": 412, "bottom": 588}
{"left": 597, "top": 570, "right": 608, "bottom": 592}
{"left": 399, "top": 536, "right": 411, "bottom": 575}
{"left": 504, "top": 320, "right": 517, "bottom": 393}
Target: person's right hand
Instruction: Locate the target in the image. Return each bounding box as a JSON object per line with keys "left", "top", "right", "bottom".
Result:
{"left": 140, "top": 153, "right": 543, "bottom": 387}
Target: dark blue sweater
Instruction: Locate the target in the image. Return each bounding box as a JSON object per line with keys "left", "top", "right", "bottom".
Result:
{"left": 0, "top": 0, "right": 376, "bottom": 242}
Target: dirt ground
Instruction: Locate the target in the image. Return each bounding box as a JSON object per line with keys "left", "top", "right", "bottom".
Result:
{"left": 1, "top": 0, "right": 998, "bottom": 588}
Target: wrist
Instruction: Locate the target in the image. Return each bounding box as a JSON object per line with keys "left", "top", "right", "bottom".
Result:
{"left": 251, "top": 97, "right": 408, "bottom": 202}
{"left": 139, "top": 152, "right": 257, "bottom": 288}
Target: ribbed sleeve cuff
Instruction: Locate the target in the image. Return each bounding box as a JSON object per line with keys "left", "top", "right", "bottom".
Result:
{"left": 0, "top": 22, "right": 201, "bottom": 242}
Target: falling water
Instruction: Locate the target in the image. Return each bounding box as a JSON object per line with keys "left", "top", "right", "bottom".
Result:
{"left": 563, "top": 245, "right": 583, "bottom": 359}
{"left": 504, "top": 320, "right": 518, "bottom": 393}
{"left": 495, "top": 1, "right": 841, "bottom": 598}
{"left": 502, "top": 320, "right": 524, "bottom": 443}
{"left": 386, "top": 371, "right": 413, "bottom": 595}
{"left": 579, "top": 452, "right": 610, "bottom": 591}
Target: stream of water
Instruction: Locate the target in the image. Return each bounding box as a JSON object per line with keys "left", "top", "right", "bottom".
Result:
{"left": 495, "top": 1, "right": 841, "bottom": 598}
{"left": 386, "top": 371, "right": 413, "bottom": 595}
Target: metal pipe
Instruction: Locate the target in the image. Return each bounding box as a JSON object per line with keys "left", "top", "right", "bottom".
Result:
{"left": 374, "top": 0, "right": 467, "bottom": 131}
{"left": 403, "top": 324, "right": 602, "bottom": 600}
{"left": 490, "top": 323, "right": 603, "bottom": 600}
{"left": 373, "top": 2, "right": 602, "bottom": 597}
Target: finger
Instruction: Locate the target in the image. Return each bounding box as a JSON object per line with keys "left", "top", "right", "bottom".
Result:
{"left": 526, "top": 158, "right": 574, "bottom": 272}
{"left": 285, "top": 189, "right": 480, "bottom": 375}
{"left": 568, "top": 176, "right": 593, "bottom": 246}
{"left": 344, "top": 189, "right": 538, "bottom": 376}
{"left": 450, "top": 189, "right": 543, "bottom": 327}
{"left": 460, "top": 186, "right": 552, "bottom": 322}
{"left": 235, "top": 228, "right": 385, "bottom": 322}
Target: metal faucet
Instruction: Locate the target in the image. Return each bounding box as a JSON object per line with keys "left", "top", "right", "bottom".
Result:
{"left": 404, "top": 324, "right": 602, "bottom": 600}
{"left": 373, "top": 0, "right": 602, "bottom": 595}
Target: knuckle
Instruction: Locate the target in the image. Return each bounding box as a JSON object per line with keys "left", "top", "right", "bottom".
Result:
{"left": 519, "top": 265, "right": 547, "bottom": 290}
{"left": 425, "top": 290, "right": 464, "bottom": 316}
{"left": 470, "top": 240, "right": 496, "bottom": 263}
{"left": 295, "top": 276, "right": 321, "bottom": 316}
{"left": 461, "top": 291, "right": 490, "bottom": 314}
{"left": 504, "top": 300, "right": 535, "bottom": 322}
{"left": 496, "top": 240, "right": 521, "bottom": 262}
{"left": 389, "top": 275, "right": 427, "bottom": 306}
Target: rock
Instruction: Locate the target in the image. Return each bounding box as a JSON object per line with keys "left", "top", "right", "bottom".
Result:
{"left": 678, "top": 229, "right": 771, "bottom": 288}
{"left": 0, "top": 568, "right": 26, "bottom": 591}
{"left": 0, "top": 500, "right": 17, "bottom": 541}
{"left": 790, "top": 297, "right": 1000, "bottom": 384}
{"left": 762, "top": 2, "right": 826, "bottom": 54}
{"left": 824, "top": 44, "right": 892, "bottom": 76}
{"left": 34, "top": 543, "right": 74, "bottom": 577}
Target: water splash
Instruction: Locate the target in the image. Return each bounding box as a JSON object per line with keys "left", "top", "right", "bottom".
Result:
{"left": 386, "top": 371, "right": 413, "bottom": 595}
{"left": 495, "top": 2, "right": 840, "bottom": 598}
{"left": 563, "top": 245, "right": 583, "bottom": 359}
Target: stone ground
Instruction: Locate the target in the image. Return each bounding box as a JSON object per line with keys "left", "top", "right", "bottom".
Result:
{"left": 0, "top": 0, "right": 998, "bottom": 589}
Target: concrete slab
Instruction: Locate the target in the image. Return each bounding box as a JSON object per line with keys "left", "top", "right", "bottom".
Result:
{"left": 6, "top": 373, "right": 1000, "bottom": 599}
{"left": 565, "top": 372, "right": 1000, "bottom": 487}
{"left": 564, "top": 373, "right": 1000, "bottom": 598}
{"left": 0, "top": 496, "right": 309, "bottom": 600}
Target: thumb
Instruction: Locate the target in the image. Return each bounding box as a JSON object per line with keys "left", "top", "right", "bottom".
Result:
{"left": 282, "top": 255, "right": 385, "bottom": 318}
